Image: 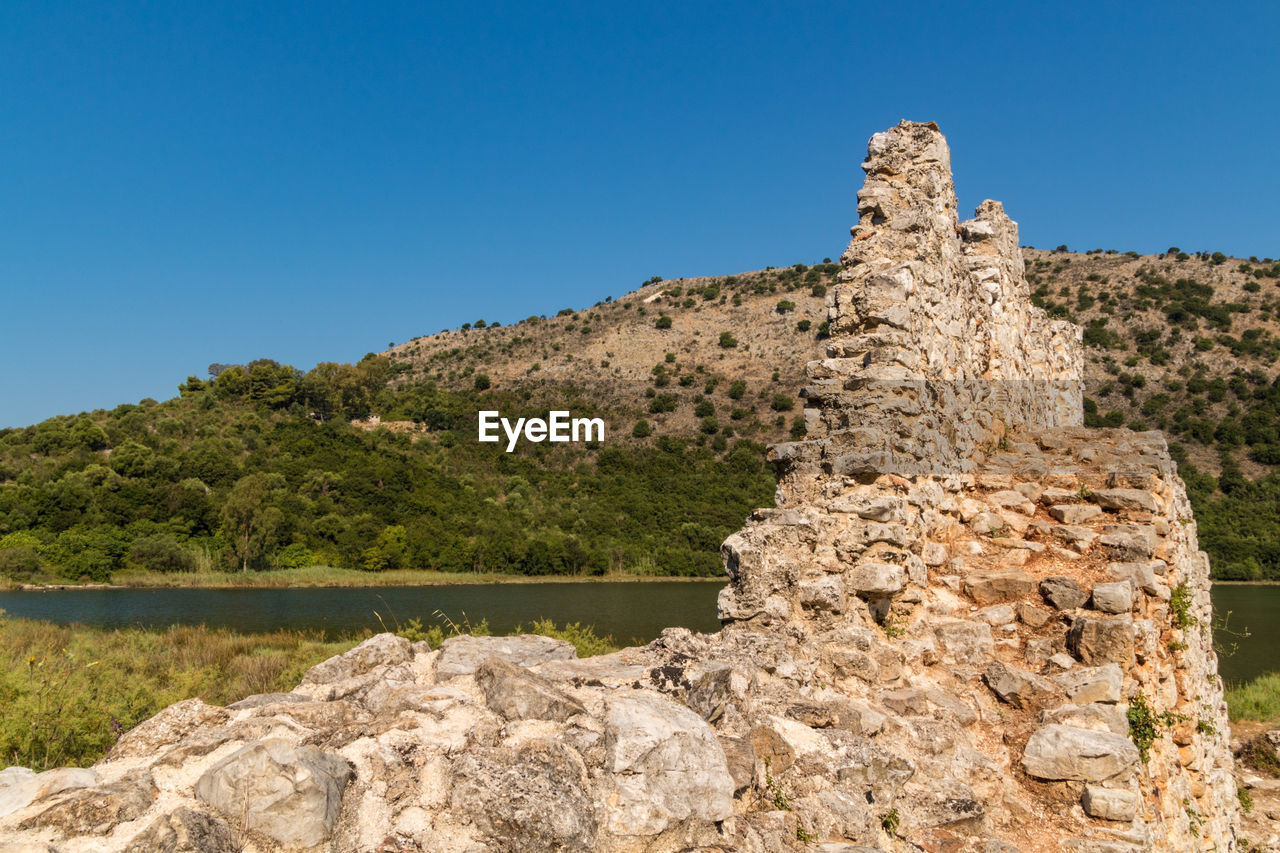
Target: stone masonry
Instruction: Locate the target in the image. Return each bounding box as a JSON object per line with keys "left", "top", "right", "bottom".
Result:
{"left": 0, "top": 121, "right": 1242, "bottom": 852}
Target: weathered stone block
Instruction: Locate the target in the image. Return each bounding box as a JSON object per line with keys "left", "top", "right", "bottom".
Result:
{"left": 846, "top": 561, "right": 905, "bottom": 596}
{"left": 0, "top": 767, "right": 98, "bottom": 821}
{"left": 1081, "top": 785, "right": 1139, "bottom": 821}
{"left": 1091, "top": 489, "right": 1158, "bottom": 514}
{"left": 984, "top": 660, "right": 1054, "bottom": 709}
{"left": 800, "top": 575, "right": 847, "bottom": 612}
{"left": 1049, "top": 504, "right": 1102, "bottom": 524}
{"left": 1090, "top": 581, "right": 1133, "bottom": 614}
{"left": 934, "top": 620, "right": 994, "bottom": 666}
{"left": 450, "top": 739, "right": 598, "bottom": 851}
{"left": 1067, "top": 615, "right": 1135, "bottom": 667}
{"left": 435, "top": 634, "right": 577, "bottom": 680}
{"left": 1053, "top": 664, "right": 1123, "bottom": 704}
{"left": 602, "top": 692, "right": 734, "bottom": 836}
{"left": 475, "top": 656, "right": 586, "bottom": 723}
{"left": 1022, "top": 724, "right": 1139, "bottom": 781}
{"left": 1040, "top": 576, "right": 1088, "bottom": 610}
{"left": 965, "top": 568, "right": 1037, "bottom": 605}
{"left": 194, "top": 739, "right": 351, "bottom": 848}
{"left": 1017, "top": 602, "right": 1054, "bottom": 628}
{"left": 1042, "top": 702, "right": 1129, "bottom": 735}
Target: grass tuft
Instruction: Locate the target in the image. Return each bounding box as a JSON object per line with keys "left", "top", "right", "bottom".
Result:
{"left": 1226, "top": 671, "right": 1280, "bottom": 722}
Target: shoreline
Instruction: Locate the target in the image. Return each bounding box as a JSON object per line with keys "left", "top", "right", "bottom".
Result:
{"left": 3, "top": 568, "right": 728, "bottom": 592}
{"left": 6, "top": 574, "right": 1273, "bottom": 592}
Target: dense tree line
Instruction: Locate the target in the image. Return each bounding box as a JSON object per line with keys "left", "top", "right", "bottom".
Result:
{"left": 0, "top": 357, "right": 775, "bottom": 581}
{"left": 4, "top": 342, "right": 1280, "bottom": 582}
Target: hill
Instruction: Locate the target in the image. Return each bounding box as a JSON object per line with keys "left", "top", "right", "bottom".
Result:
{"left": 3, "top": 246, "right": 1280, "bottom": 583}
{"left": 383, "top": 244, "right": 1280, "bottom": 579}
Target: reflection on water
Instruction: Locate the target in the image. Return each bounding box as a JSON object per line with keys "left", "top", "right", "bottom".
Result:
{"left": 0, "top": 582, "right": 725, "bottom": 648}
{"left": 1208, "top": 584, "right": 1280, "bottom": 686}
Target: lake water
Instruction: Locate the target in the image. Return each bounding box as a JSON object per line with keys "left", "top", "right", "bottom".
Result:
{"left": 0, "top": 581, "right": 1273, "bottom": 685}
{"left": 0, "top": 582, "right": 725, "bottom": 649}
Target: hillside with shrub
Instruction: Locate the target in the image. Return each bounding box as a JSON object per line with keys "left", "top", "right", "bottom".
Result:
{"left": 3, "top": 247, "right": 1280, "bottom": 583}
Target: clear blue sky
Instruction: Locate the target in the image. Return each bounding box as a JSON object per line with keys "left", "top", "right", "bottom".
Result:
{"left": 2, "top": 1, "right": 1277, "bottom": 428}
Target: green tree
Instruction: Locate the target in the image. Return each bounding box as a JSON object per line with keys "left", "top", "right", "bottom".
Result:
{"left": 68, "top": 418, "right": 108, "bottom": 451}
{"left": 220, "top": 473, "right": 286, "bottom": 572}
{"left": 362, "top": 524, "right": 408, "bottom": 571}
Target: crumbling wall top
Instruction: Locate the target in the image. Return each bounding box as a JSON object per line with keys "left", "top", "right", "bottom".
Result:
{"left": 796, "top": 120, "right": 1082, "bottom": 471}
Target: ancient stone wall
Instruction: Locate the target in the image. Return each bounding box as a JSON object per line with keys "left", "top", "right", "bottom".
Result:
{"left": 716, "top": 121, "right": 1240, "bottom": 851}
{"left": 0, "top": 121, "right": 1242, "bottom": 853}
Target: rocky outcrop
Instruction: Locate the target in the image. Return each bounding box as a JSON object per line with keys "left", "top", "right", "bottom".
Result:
{"left": 0, "top": 121, "right": 1243, "bottom": 852}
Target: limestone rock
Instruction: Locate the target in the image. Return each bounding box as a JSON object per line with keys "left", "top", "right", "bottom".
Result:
{"left": 1041, "top": 576, "right": 1089, "bottom": 610}
{"left": 19, "top": 770, "right": 155, "bottom": 836}
{"left": 449, "top": 738, "right": 598, "bottom": 851}
{"left": 1042, "top": 702, "right": 1129, "bottom": 735}
{"left": 1081, "top": 785, "right": 1140, "bottom": 821}
{"left": 846, "top": 561, "right": 905, "bottom": 596}
{"left": 601, "top": 691, "right": 734, "bottom": 836}
{"left": 1053, "top": 664, "right": 1124, "bottom": 704}
{"left": 1017, "top": 602, "right": 1054, "bottom": 628}
{"left": 194, "top": 739, "right": 351, "bottom": 848}
{"left": 1022, "top": 724, "right": 1140, "bottom": 781}
{"left": 122, "top": 807, "right": 237, "bottom": 853}
{"left": 474, "top": 656, "right": 586, "bottom": 722}
{"left": 107, "top": 699, "right": 229, "bottom": 762}
{"left": 0, "top": 767, "right": 97, "bottom": 820}
{"left": 800, "top": 575, "right": 847, "bottom": 611}
{"left": 1050, "top": 504, "right": 1103, "bottom": 524}
{"left": 300, "top": 631, "right": 410, "bottom": 685}
{"left": 1067, "top": 615, "right": 1135, "bottom": 667}
{"left": 934, "top": 619, "right": 994, "bottom": 667}
{"left": 1106, "top": 561, "right": 1162, "bottom": 596}
{"left": 1090, "top": 581, "right": 1133, "bottom": 614}
{"left": 718, "top": 736, "right": 756, "bottom": 795}
{"left": 987, "top": 489, "right": 1036, "bottom": 515}
{"left": 434, "top": 634, "right": 578, "bottom": 680}
{"left": 984, "top": 660, "right": 1054, "bottom": 709}
{"left": 1091, "top": 489, "right": 1158, "bottom": 514}
{"left": 965, "top": 568, "right": 1037, "bottom": 605}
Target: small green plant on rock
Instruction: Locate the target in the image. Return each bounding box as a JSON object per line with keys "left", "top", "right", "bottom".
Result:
{"left": 1238, "top": 784, "right": 1254, "bottom": 814}
{"left": 1127, "top": 691, "right": 1183, "bottom": 762}
{"left": 882, "top": 808, "right": 900, "bottom": 834}
{"left": 760, "top": 756, "right": 793, "bottom": 811}
{"left": 1184, "top": 799, "right": 1202, "bottom": 837}
{"left": 1170, "top": 583, "right": 1198, "bottom": 629}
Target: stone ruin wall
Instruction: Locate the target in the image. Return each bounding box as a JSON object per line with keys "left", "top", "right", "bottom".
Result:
{"left": 718, "top": 120, "right": 1240, "bottom": 851}
{"left": 0, "top": 121, "right": 1243, "bottom": 853}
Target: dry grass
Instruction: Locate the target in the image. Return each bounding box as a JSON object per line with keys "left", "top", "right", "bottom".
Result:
{"left": 0, "top": 615, "right": 357, "bottom": 770}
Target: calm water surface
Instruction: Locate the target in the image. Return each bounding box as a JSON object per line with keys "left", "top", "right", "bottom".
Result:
{"left": 0, "top": 582, "right": 724, "bottom": 648}
{"left": 0, "top": 582, "right": 1274, "bottom": 684}
{"left": 1206, "top": 584, "right": 1280, "bottom": 686}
